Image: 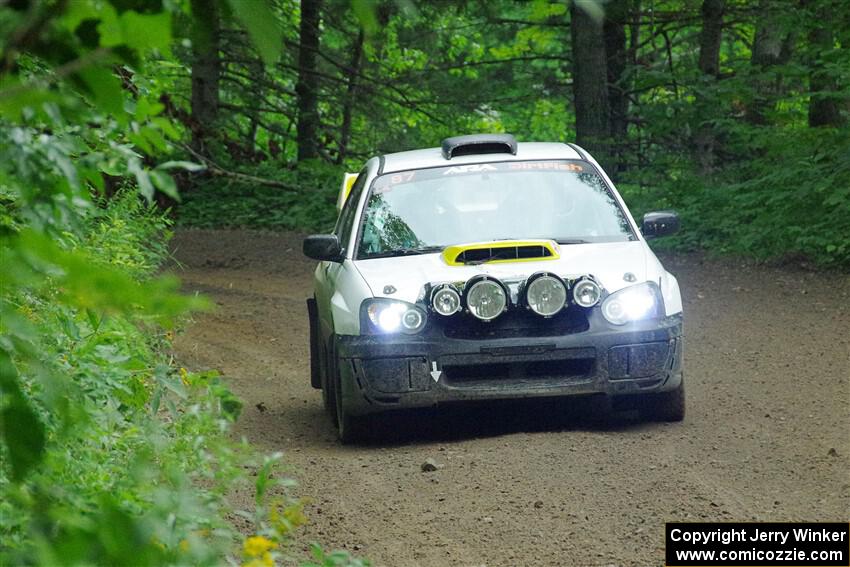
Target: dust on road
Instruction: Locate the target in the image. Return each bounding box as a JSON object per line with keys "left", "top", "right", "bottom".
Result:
{"left": 171, "top": 228, "right": 850, "bottom": 566}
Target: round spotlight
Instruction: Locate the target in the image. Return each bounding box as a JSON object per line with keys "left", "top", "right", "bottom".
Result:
{"left": 401, "top": 308, "right": 425, "bottom": 331}
{"left": 465, "top": 278, "right": 507, "bottom": 321}
{"left": 431, "top": 285, "right": 461, "bottom": 316}
{"left": 572, "top": 278, "right": 602, "bottom": 307}
{"left": 526, "top": 274, "right": 567, "bottom": 317}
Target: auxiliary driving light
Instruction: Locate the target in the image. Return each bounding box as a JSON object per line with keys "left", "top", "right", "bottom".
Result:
{"left": 465, "top": 277, "right": 508, "bottom": 321}
{"left": 525, "top": 273, "right": 567, "bottom": 317}
{"left": 431, "top": 284, "right": 462, "bottom": 316}
{"left": 572, "top": 278, "right": 602, "bottom": 307}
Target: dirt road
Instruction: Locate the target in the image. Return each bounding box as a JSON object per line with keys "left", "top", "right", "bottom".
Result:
{"left": 171, "top": 228, "right": 850, "bottom": 566}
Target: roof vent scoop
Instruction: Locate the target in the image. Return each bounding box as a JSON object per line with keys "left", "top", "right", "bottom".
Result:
{"left": 441, "top": 133, "right": 518, "bottom": 160}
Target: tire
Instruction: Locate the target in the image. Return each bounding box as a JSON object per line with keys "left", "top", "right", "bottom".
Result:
{"left": 307, "top": 299, "right": 321, "bottom": 389}
{"left": 331, "top": 349, "right": 368, "bottom": 444}
{"left": 641, "top": 380, "right": 686, "bottom": 422}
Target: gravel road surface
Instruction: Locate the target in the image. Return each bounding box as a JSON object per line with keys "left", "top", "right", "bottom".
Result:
{"left": 171, "top": 228, "right": 850, "bottom": 567}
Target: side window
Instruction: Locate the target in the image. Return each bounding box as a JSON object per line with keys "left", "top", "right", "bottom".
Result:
{"left": 334, "top": 168, "right": 368, "bottom": 252}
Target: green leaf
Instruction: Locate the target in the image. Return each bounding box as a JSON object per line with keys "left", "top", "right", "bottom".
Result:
{"left": 0, "top": 404, "right": 46, "bottom": 482}
{"left": 62, "top": 0, "right": 103, "bottom": 32}
{"left": 120, "top": 11, "right": 172, "bottom": 54}
{"left": 225, "top": 0, "right": 282, "bottom": 66}
{"left": 0, "top": 78, "right": 65, "bottom": 119}
{"left": 76, "top": 66, "right": 125, "bottom": 117}
{"left": 0, "top": 351, "right": 46, "bottom": 483}
{"left": 128, "top": 158, "right": 155, "bottom": 202}
{"left": 150, "top": 170, "right": 180, "bottom": 201}
{"left": 156, "top": 160, "right": 205, "bottom": 172}
{"left": 134, "top": 98, "right": 165, "bottom": 122}
{"left": 95, "top": 2, "right": 124, "bottom": 47}
{"left": 351, "top": 0, "right": 378, "bottom": 34}
{"left": 140, "top": 126, "right": 169, "bottom": 153}
{"left": 151, "top": 117, "right": 182, "bottom": 140}
{"left": 255, "top": 452, "right": 283, "bottom": 505}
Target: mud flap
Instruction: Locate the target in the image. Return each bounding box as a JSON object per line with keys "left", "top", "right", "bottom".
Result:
{"left": 307, "top": 298, "right": 321, "bottom": 389}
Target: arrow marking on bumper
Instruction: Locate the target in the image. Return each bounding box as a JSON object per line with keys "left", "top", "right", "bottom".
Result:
{"left": 430, "top": 361, "right": 442, "bottom": 382}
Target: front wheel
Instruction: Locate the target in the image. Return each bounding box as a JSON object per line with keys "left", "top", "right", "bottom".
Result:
{"left": 641, "top": 381, "right": 686, "bottom": 422}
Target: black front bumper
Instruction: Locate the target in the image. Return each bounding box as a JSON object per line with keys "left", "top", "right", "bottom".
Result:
{"left": 335, "top": 311, "right": 683, "bottom": 416}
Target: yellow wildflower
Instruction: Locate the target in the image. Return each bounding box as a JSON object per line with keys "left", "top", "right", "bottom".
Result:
{"left": 242, "top": 555, "right": 274, "bottom": 567}
{"left": 243, "top": 535, "right": 277, "bottom": 557}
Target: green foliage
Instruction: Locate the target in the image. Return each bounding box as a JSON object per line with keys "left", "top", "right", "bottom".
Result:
{"left": 1, "top": 2, "right": 337, "bottom": 565}
{"left": 224, "top": 0, "right": 282, "bottom": 66}
{"left": 303, "top": 544, "right": 371, "bottom": 567}
{"left": 180, "top": 0, "right": 848, "bottom": 267}
{"left": 0, "top": 194, "right": 242, "bottom": 565}
{"left": 178, "top": 161, "right": 344, "bottom": 232}
{"left": 621, "top": 125, "right": 850, "bottom": 267}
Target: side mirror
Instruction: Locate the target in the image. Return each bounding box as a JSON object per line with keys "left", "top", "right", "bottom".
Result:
{"left": 303, "top": 234, "right": 343, "bottom": 262}
{"left": 642, "top": 211, "right": 680, "bottom": 239}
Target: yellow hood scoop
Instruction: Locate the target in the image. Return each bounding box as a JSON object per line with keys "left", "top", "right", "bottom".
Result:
{"left": 442, "top": 240, "right": 560, "bottom": 266}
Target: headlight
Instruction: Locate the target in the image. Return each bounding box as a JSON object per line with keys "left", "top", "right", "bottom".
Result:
{"left": 464, "top": 277, "right": 508, "bottom": 321}
{"left": 362, "top": 299, "right": 427, "bottom": 334}
{"left": 525, "top": 273, "right": 567, "bottom": 317}
{"left": 601, "top": 282, "right": 663, "bottom": 325}
{"left": 572, "top": 278, "right": 602, "bottom": 307}
{"left": 431, "top": 284, "right": 461, "bottom": 316}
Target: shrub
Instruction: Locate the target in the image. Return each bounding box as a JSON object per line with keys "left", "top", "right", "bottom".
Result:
{"left": 176, "top": 160, "right": 343, "bottom": 233}
{"left": 619, "top": 126, "right": 850, "bottom": 269}
{"left": 1, "top": 192, "right": 241, "bottom": 565}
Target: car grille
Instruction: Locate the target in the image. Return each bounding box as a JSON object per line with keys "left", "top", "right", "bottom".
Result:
{"left": 440, "top": 307, "right": 589, "bottom": 340}
{"left": 441, "top": 349, "right": 596, "bottom": 385}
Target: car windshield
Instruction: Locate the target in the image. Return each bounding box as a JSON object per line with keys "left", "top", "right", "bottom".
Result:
{"left": 357, "top": 160, "right": 635, "bottom": 259}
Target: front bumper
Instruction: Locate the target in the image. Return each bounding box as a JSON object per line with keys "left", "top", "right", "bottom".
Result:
{"left": 336, "top": 311, "right": 684, "bottom": 416}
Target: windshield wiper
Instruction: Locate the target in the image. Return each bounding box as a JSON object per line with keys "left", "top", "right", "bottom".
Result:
{"left": 364, "top": 245, "right": 444, "bottom": 259}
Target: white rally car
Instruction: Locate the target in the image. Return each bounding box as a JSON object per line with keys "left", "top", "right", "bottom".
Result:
{"left": 304, "top": 134, "right": 684, "bottom": 442}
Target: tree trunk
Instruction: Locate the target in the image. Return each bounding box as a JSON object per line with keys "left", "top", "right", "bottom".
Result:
{"left": 190, "top": 0, "right": 220, "bottom": 151}
{"left": 697, "top": 0, "right": 724, "bottom": 77}
{"left": 694, "top": 0, "right": 725, "bottom": 174}
{"left": 604, "top": 0, "right": 633, "bottom": 177}
{"left": 337, "top": 28, "right": 365, "bottom": 165}
{"left": 747, "top": 0, "right": 793, "bottom": 125}
{"left": 571, "top": 1, "right": 613, "bottom": 172}
{"left": 807, "top": 1, "right": 846, "bottom": 128}
{"left": 296, "top": 0, "right": 322, "bottom": 161}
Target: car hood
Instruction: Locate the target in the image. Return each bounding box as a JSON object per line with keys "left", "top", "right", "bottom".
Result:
{"left": 353, "top": 241, "right": 654, "bottom": 304}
